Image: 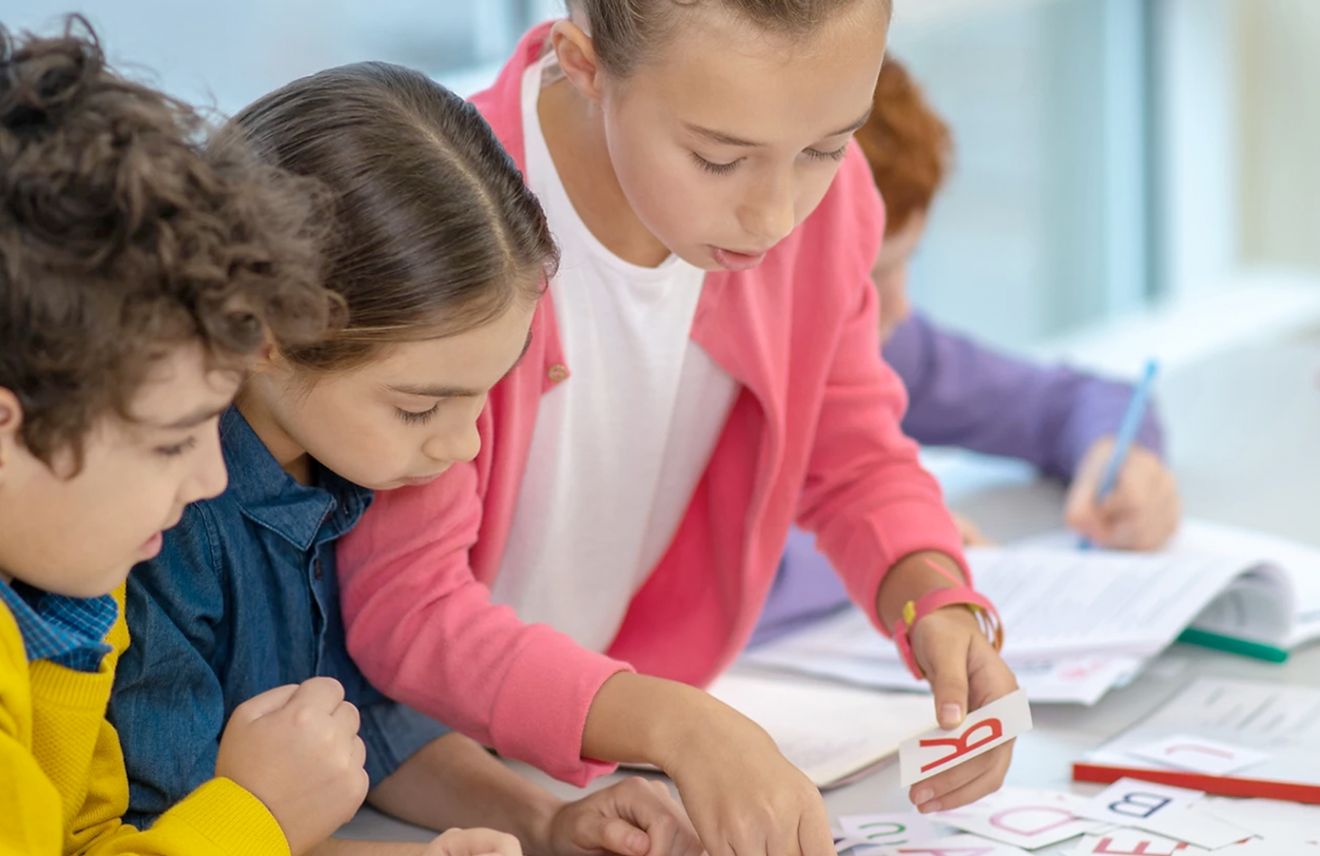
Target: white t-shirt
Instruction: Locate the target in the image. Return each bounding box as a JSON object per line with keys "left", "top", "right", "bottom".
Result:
{"left": 491, "top": 53, "right": 740, "bottom": 652}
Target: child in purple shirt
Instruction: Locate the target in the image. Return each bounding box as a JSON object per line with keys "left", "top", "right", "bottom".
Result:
{"left": 757, "top": 58, "right": 1180, "bottom": 641}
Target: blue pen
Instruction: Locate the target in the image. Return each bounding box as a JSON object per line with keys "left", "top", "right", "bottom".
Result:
{"left": 1080, "top": 358, "right": 1159, "bottom": 549}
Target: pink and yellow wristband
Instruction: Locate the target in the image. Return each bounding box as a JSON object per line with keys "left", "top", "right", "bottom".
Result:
{"left": 892, "top": 557, "right": 1005, "bottom": 680}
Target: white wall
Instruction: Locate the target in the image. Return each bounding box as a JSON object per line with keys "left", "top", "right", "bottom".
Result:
{"left": 1238, "top": 0, "right": 1320, "bottom": 273}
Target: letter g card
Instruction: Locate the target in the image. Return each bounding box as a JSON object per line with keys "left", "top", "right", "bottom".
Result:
{"left": 899, "top": 689, "right": 1033, "bottom": 786}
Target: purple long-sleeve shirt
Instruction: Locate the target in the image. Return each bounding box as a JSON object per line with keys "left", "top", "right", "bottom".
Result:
{"left": 753, "top": 311, "right": 1165, "bottom": 644}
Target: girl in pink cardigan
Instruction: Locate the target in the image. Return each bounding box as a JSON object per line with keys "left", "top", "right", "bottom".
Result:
{"left": 339, "top": 3, "right": 1018, "bottom": 854}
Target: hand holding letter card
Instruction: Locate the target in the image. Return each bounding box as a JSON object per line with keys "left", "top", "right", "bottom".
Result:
{"left": 899, "top": 689, "right": 1032, "bottom": 787}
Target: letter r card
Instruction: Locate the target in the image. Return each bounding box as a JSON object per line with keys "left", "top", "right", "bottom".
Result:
{"left": 898, "top": 689, "right": 1033, "bottom": 786}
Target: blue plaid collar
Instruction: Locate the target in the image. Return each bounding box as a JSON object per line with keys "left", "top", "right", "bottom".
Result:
{"left": 0, "top": 579, "right": 117, "bottom": 672}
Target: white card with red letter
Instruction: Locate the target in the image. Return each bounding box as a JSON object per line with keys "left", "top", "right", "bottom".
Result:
{"left": 1072, "top": 829, "right": 1207, "bottom": 855}
{"left": 930, "top": 787, "right": 1104, "bottom": 849}
{"left": 898, "top": 690, "right": 1032, "bottom": 786}
{"left": 1127, "top": 734, "right": 1269, "bottom": 775}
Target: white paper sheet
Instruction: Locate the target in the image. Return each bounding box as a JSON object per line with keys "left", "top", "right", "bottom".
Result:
{"left": 707, "top": 670, "right": 935, "bottom": 789}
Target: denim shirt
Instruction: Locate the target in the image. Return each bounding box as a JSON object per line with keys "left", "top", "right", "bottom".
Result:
{"left": 109, "top": 408, "right": 447, "bottom": 828}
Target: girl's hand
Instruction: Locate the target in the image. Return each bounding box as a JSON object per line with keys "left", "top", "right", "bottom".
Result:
{"left": 953, "top": 513, "right": 990, "bottom": 547}
{"left": 905, "top": 606, "right": 1019, "bottom": 814}
{"left": 1065, "top": 439, "right": 1180, "bottom": 550}
{"left": 660, "top": 707, "right": 832, "bottom": 856}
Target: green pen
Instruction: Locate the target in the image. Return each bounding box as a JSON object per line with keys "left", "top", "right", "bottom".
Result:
{"left": 1177, "top": 627, "right": 1290, "bottom": 663}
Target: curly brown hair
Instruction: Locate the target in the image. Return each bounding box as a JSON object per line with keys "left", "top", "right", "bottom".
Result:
{"left": 0, "top": 17, "right": 337, "bottom": 468}
{"left": 855, "top": 57, "right": 953, "bottom": 237}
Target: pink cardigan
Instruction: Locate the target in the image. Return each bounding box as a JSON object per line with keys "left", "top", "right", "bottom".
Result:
{"left": 337, "top": 23, "right": 968, "bottom": 786}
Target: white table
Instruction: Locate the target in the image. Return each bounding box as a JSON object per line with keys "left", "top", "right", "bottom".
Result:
{"left": 343, "top": 331, "right": 1320, "bottom": 848}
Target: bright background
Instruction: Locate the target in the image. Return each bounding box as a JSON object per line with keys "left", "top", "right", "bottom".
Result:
{"left": 7, "top": 0, "right": 1319, "bottom": 371}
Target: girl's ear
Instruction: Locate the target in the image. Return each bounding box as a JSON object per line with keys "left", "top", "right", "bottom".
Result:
{"left": 550, "top": 18, "right": 607, "bottom": 105}
{"left": 0, "top": 388, "right": 24, "bottom": 473}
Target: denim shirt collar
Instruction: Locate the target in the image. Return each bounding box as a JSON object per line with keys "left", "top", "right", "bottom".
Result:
{"left": 220, "top": 407, "right": 372, "bottom": 551}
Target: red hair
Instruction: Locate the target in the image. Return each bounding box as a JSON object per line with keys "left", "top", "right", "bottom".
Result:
{"left": 855, "top": 57, "right": 952, "bottom": 237}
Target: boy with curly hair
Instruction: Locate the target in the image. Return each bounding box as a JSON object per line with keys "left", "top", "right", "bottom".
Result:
{"left": 0, "top": 17, "right": 374, "bottom": 854}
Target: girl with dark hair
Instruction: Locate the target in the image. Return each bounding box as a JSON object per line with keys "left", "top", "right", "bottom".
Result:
{"left": 109, "top": 61, "right": 698, "bottom": 856}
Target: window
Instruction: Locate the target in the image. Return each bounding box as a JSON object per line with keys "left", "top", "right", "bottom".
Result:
{"left": 890, "top": 0, "right": 1152, "bottom": 348}
{"left": 5, "top": 1, "right": 561, "bottom": 113}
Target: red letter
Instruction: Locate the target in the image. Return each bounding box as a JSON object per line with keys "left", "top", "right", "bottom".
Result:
{"left": 990, "top": 806, "right": 1075, "bottom": 836}
{"left": 1091, "top": 835, "right": 1188, "bottom": 855}
{"left": 919, "top": 717, "right": 1003, "bottom": 773}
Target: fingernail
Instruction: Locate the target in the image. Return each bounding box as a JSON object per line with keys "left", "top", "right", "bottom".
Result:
{"left": 912, "top": 788, "right": 934, "bottom": 805}
{"left": 940, "top": 703, "right": 963, "bottom": 725}
{"left": 918, "top": 800, "right": 942, "bottom": 814}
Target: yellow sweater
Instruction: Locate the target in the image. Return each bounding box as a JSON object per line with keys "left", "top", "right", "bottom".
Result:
{"left": 0, "top": 584, "right": 290, "bottom": 855}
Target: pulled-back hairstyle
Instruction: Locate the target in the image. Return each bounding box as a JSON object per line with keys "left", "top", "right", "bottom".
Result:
{"left": 0, "top": 16, "right": 334, "bottom": 468}
{"left": 221, "top": 61, "right": 558, "bottom": 373}
{"left": 566, "top": 0, "right": 892, "bottom": 77}
{"left": 855, "top": 57, "right": 953, "bottom": 237}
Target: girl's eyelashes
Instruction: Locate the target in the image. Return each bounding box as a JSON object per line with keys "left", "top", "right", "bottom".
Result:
{"left": 155, "top": 436, "right": 198, "bottom": 459}
{"left": 692, "top": 144, "right": 849, "bottom": 176}
{"left": 396, "top": 402, "right": 441, "bottom": 425}
{"left": 691, "top": 151, "right": 742, "bottom": 176}
{"left": 804, "top": 144, "right": 849, "bottom": 163}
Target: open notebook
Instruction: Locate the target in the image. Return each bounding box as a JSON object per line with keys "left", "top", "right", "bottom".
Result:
{"left": 1021, "top": 518, "right": 1320, "bottom": 651}
{"left": 705, "top": 670, "right": 935, "bottom": 789}
{"left": 742, "top": 519, "right": 1320, "bottom": 704}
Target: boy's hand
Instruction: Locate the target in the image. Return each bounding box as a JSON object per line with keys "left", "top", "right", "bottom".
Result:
{"left": 661, "top": 709, "right": 832, "bottom": 856}
{"left": 216, "top": 677, "right": 369, "bottom": 855}
{"left": 953, "top": 513, "right": 990, "bottom": 547}
{"left": 424, "top": 828, "right": 523, "bottom": 856}
{"left": 905, "top": 607, "right": 1018, "bottom": 814}
{"left": 542, "top": 777, "right": 702, "bottom": 856}
{"left": 1066, "top": 438, "right": 1180, "bottom": 550}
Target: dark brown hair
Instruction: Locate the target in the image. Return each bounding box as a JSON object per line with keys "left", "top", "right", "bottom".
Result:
{"left": 222, "top": 61, "right": 558, "bottom": 373}
{"left": 855, "top": 57, "right": 953, "bottom": 237}
{"left": 566, "top": 0, "right": 892, "bottom": 78}
{"left": 0, "top": 17, "right": 335, "bottom": 467}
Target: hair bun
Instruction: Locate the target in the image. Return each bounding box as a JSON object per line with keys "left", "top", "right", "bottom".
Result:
{"left": 0, "top": 15, "right": 104, "bottom": 136}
